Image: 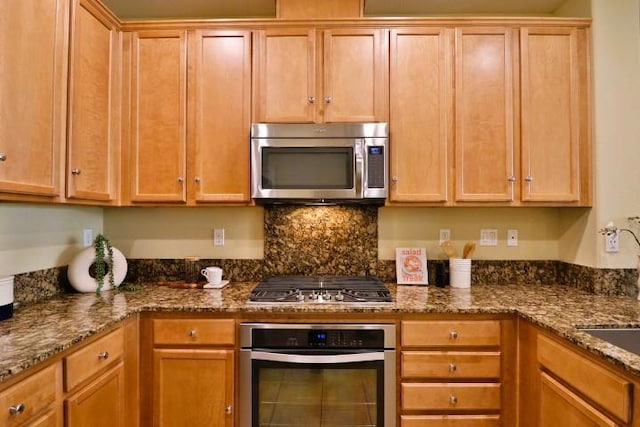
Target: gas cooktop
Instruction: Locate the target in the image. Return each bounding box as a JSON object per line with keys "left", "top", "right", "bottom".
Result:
{"left": 248, "top": 275, "right": 392, "bottom": 304}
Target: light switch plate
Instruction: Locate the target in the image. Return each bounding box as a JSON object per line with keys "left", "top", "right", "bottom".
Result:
{"left": 480, "top": 229, "right": 498, "bottom": 246}
{"left": 507, "top": 229, "right": 518, "bottom": 247}
{"left": 214, "top": 228, "right": 225, "bottom": 246}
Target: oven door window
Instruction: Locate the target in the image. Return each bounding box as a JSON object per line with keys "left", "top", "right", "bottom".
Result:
{"left": 261, "top": 147, "right": 354, "bottom": 190}
{"left": 253, "top": 360, "right": 383, "bottom": 427}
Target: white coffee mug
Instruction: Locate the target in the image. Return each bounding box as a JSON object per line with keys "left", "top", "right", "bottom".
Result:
{"left": 201, "top": 267, "right": 223, "bottom": 285}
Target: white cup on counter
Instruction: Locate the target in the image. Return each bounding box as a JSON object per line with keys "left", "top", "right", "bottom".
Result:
{"left": 201, "top": 267, "right": 223, "bottom": 285}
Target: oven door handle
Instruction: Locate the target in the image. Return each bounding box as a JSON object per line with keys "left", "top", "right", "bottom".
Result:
{"left": 250, "top": 350, "right": 384, "bottom": 364}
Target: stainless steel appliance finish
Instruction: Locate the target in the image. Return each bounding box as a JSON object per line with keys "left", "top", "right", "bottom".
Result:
{"left": 248, "top": 275, "right": 392, "bottom": 304}
{"left": 251, "top": 123, "right": 388, "bottom": 204}
{"left": 240, "top": 323, "right": 396, "bottom": 427}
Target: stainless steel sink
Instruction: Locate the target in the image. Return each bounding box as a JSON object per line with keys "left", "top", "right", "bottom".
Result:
{"left": 578, "top": 328, "right": 640, "bottom": 356}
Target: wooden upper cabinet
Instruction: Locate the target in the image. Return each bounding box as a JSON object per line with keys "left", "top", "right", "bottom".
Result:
{"left": 389, "top": 27, "right": 453, "bottom": 203}
{"left": 322, "top": 28, "right": 388, "bottom": 123}
{"left": 254, "top": 27, "right": 388, "bottom": 123}
{"left": 128, "top": 30, "right": 187, "bottom": 203}
{"left": 255, "top": 28, "right": 317, "bottom": 123}
{"left": 187, "top": 30, "right": 252, "bottom": 203}
{"left": 66, "top": 0, "right": 120, "bottom": 203}
{"left": 520, "top": 27, "right": 584, "bottom": 203}
{"left": 454, "top": 27, "right": 517, "bottom": 202}
{"left": 0, "top": 0, "right": 68, "bottom": 199}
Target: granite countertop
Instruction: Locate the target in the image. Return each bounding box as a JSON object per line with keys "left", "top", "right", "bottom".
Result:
{"left": 1, "top": 282, "right": 640, "bottom": 384}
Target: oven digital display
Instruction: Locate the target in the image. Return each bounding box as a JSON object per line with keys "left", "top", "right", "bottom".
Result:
{"left": 309, "top": 331, "right": 327, "bottom": 345}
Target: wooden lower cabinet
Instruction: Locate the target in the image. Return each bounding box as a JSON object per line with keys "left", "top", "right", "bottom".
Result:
{"left": 65, "top": 363, "right": 125, "bottom": 427}
{"left": 153, "top": 349, "right": 234, "bottom": 427}
{"left": 401, "top": 414, "right": 501, "bottom": 427}
{"left": 0, "top": 364, "right": 61, "bottom": 427}
{"left": 539, "top": 372, "right": 618, "bottom": 427}
{"left": 400, "top": 318, "right": 514, "bottom": 426}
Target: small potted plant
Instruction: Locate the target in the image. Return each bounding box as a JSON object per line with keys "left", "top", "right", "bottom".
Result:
{"left": 68, "top": 233, "right": 128, "bottom": 294}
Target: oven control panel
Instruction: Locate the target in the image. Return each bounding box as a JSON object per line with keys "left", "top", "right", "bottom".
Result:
{"left": 251, "top": 328, "right": 386, "bottom": 349}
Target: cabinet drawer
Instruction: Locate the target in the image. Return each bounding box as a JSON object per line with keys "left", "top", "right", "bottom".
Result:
{"left": 401, "top": 415, "right": 501, "bottom": 427}
{"left": 402, "top": 383, "right": 501, "bottom": 411}
{"left": 153, "top": 318, "right": 235, "bottom": 346}
{"left": 402, "top": 321, "right": 501, "bottom": 347}
{"left": 0, "top": 363, "right": 58, "bottom": 427}
{"left": 537, "top": 334, "right": 631, "bottom": 423}
{"left": 540, "top": 372, "right": 618, "bottom": 427}
{"left": 65, "top": 327, "right": 124, "bottom": 392}
{"left": 402, "top": 351, "right": 501, "bottom": 379}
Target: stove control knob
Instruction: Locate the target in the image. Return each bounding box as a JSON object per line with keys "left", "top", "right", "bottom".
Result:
{"left": 296, "top": 291, "right": 304, "bottom": 302}
{"left": 335, "top": 291, "right": 344, "bottom": 302}
{"left": 310, "top": 291, "right": 318, "bottom": 300}
{"left": 322, "top": 292, "right": 331, "bottom": 301}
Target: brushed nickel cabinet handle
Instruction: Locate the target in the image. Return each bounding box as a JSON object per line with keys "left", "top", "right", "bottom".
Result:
{"left": 188, "top": 329, "right": 197, "bottom": 337}
{"left": 449, "top": 330, "right": 458, "bottom": 340}
{"left": 9, "top": 403, "right": 25, "bottom": 415}
{"left": 449, "top": 363, "right": 457, "bottom": 373}
{"left": 308, "top": 96, "right": 315, "bottom": 104}
{"left": 71, "top": 168, "right": 81, "bottom": 175}
{"left": 508, "top": 175, "right": 516, "bottom": 182}
{"left": 0, "top": 152, "right": 7, "bottom": 161}
{"left": 98, "top": 351, "right": 109, "bottom": 360}
{"left": 525, "top": 175, "right": 533, "bottom": 182}
{"left": 225, "top": 405, "right": 232, "bottom": 415}
{"left": 325, "top": 96, "right": 332, "bottom": 104}
{"left": 449, "top": 395, "right": 458, "bottom": 405}
{"left": 194, "top": 177, "right": 201, "bottom": 183}
{"left": 177, "top": 177, "right": 184, "bottom": 183}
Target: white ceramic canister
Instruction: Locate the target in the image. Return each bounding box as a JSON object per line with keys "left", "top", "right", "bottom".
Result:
{"left": 0, "top": 276, "right": 14, "bottom": 320}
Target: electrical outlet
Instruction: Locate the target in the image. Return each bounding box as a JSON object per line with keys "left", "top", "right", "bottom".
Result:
{"left": 82, "top": 229, "right": 93, "bottom": 247}
{"left": 214, "top": 228, "right": 225, "bottom": 246}
{"left": 507, "top": 229, "right": 518, "bottom": 247}
{"left": 605, "top": 230, "right": 619, "bottom": 252}
{"left": 439, "top": 229, "right": 451, "bottom": 244}
{"left": 480, "top": 229, "right": 498, "bottom": 246}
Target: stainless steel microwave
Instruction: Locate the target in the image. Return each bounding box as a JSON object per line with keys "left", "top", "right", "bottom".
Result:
{"left": 251, "top": 123, "right": 388, "bottom": 204}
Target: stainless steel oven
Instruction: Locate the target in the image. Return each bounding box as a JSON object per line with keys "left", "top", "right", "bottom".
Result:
{"left": 240, "top": 323, "right": 396, "bottom": 427}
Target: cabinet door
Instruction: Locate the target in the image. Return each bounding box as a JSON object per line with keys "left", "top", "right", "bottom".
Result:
{"left": 454, "top": 27, "right": 516, "bottom": 202}
{"left": 153, "top": 349, "right": 234, "bottom": 427}
{"left": 0, "top": 0, "right": 68, "bottom": 198}
{"left": 323, "top": 28, "right": 388, "bottom": 123}
{"left": 520, "top": 27, "right": 581, "bottom": 202}
{"left": 255, "top": 28, "right": 317, "bottom": 123}
{"left": 66, "top": 0, "right": 119, "bottom": 202}
{"left": 188, "top": 30, "right": 251, "bottom": 203}
{"left": 539, "top": 373, "right": 619, "bottom": 427}
{"left": 389, "top": 27, "right": 452, "bottom": 202}
{"left": 66, "top": 363, "right": 125, "bottom": 427}
{"left": 129, "top": 30, "right": 187, "bottom": 202}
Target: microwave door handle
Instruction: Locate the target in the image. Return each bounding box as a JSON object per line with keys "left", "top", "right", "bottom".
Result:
{"left": 250, "top": 351, "right": 384, "bottom": 364}
{"left": 355, "top": 141, "right": 364, "bottom": 197}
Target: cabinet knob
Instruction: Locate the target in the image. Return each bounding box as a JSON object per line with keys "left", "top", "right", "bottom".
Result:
{"left": 9, "top": 403, "right": 26, "bottom": 415}
{"left": 194, "top": 177, "right": 201, "bottom": 183}
{"left": 98, "top": 351, "right": 109, "bottom": 360}
{"left": 508, "top": 175, "right": 516, "bottom": 182}
{"left": 225, "top": 405, "right": 232, "bottom": 415}
{"left": 0, "top": 152, "right": 6, "bottom": 162}
{"left": 449, "top": 363, "right": 457, "bottom": 373}
{"left": 188, "top": 329, "right": 197, "bottom": 337}
{"left": 391, "top": 176, "right": 398, "bottom": 183}
{"left": 308, "top": 96, "right": 315, "bottom": 104}
{"left": 449, "top": 395, "right": 458, "bottom": 405}
{"left": 177, "top": 177, "right": 184, "bottom": 183}
{"left": 71, "top": 168, "right": 81, "bottom": 175}
{"left": 449, "top": 330, "right": 458, "bottom": 340}
{"left": 525, "top": 175, "right": 533, "bottom": 182}
{"left": 325, "top": 96, "right": 332, "bottom": 104}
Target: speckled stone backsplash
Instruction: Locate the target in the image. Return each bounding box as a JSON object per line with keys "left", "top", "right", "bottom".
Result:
{"left": 10, "top": 204, "right": 640, "bottom": 305}
{"left": 263, "top": 205, "right": 379, "bottom": 276}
